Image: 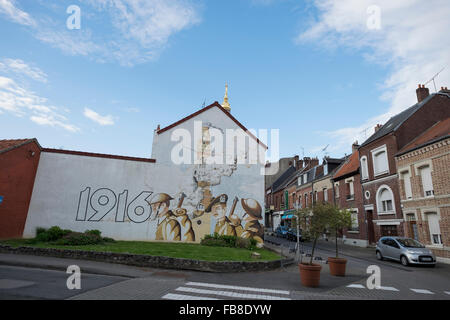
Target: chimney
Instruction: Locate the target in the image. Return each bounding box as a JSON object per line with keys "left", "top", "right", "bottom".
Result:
{"left": 374, "top": 124, "right": 383, "bottom": 133}
{"left": 310, "top": 157, "right": 319, "bottom": 167}
{"left": 416, "top": 84, "right": 429, "bottom": 103}
{"left": 352, "top": 141, "right": 360, "bottom": 153}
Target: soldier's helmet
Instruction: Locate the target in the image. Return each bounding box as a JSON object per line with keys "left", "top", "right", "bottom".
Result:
{"left": 241, "top": 198, "right": 262, "bottom": 220}
{"left": 205, "top": 194, "right": 228, "bottom": 213}
{"left": 148, "top": 193, "right": 173, "bottom": 205}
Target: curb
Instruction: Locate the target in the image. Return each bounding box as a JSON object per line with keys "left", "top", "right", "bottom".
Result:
{"left": 0, "top": 245, "right": 294, "bottom": 273}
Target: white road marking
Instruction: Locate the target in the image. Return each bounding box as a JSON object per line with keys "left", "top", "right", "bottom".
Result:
{"left": 410, "top": 289, "right": 434, "bottom": 294}
{"left": 375, "top": 286, "right": 399, "bottom": 292}
{"left": 176, "top": 287, "right": 291, "bottom": 300}
{"left": 185, "top": 281, "right": 290, "bottom": 295}
{"left": 445, "top": 291, "right": 450, "bottom": 295}
{"left": 162, "top": 293, "right": 220, "bottom": 300}
{"left": 347, "top": 284, "right": 365, "bottom": 289}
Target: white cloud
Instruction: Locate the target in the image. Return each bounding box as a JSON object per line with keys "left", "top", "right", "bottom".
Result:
{"left": 0, "top": 0, "right": 35, "bottom": 26}
{"left": 0, "top": 75, "right": 80, "bottom": 132}
{"left": 298, "top": 0, "right": 450, "bottom": 153}
{"left": 0, "top": 58, "right": 48, "bottom": 83}
{"left": 83, "top": 107, "right": 115, "bottom": 126}
{"left": 1, "top": 0, "right": 201, "bottom": 66}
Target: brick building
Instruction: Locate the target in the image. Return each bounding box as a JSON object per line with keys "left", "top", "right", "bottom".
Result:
{"left": 395, "top": 117, "right": 450, "bottom": 263}
{"left": 264, "top": 157, "right": 318, "bottom": 230}
{"left": 0, "top": 139, "right": 41, "bottom": 239}
{"left": 358, "top": 86, "right": 450, "bottom": 241}
{"left": 313, "top": 157, "right": 344, "bottom": 204}
{"left": 332, "top": 143, "right": 369, "bottom": 247}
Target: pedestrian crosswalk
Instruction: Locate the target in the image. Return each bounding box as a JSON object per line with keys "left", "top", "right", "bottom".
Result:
{"left": 346, "top": 283, "right": 448, "bottom": 295}
{"left": 162, "top": 281, "right": 291, "bottom": 300}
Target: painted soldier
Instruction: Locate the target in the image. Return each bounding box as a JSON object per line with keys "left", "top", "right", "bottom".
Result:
{"left": 172, "top": 193, "right": 195, "bottom": 242}
{"left": 205, "top": 194, "right": 241, "bottom": 237}
{"left": 240, "top": 198, "right": 264, "bottom": 244}
{"left": 148, "top": 193, "right": 181, "bottom": 241}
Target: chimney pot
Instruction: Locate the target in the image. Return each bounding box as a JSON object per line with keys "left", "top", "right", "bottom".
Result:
{"left": 374, "top": 124, "right": 383, "bottom": 132}
{"left": 416, "top": 85, "right": 430, "bottom": 103}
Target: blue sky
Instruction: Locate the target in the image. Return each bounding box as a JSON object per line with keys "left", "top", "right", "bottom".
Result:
{"left": 1, "top": 0, "right": 449, "bottom": 160}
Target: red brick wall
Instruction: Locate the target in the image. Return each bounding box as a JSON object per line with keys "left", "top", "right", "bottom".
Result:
{"left": 395, "top": 94, "right": 450, "bottom": 149}
{"left": 0, "top": 142, "right": 41, "bottom": 239}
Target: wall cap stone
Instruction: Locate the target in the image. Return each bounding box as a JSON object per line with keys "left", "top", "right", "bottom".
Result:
{"left": 0, "top": 245, "right": 293, "bottom": 273}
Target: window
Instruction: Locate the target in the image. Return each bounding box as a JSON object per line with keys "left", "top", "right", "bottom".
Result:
{"left": 298, "top": 195, "right": 302, "bottom": 209}
{"left": 315, "top": 191, "right": 318, "bottom": 202}
{"left": 361, "top": 156, "right": 369, "bottom": 180}
{"left": 345, "top": 179, "right": 354, "bottom": 200}
{"left": 371, "top": 145, "right": 389, "bottom": 176}
{"left": 419, "top": 166, "right": 434, "bottom": 197}
{"left": 401, "top": 171, "right": 412, "bottom": 199}
{"left": 323, "top": 188, "right": 328, "bottom": 202}
{"left": 303, "top": 174, "right": 307, "bottom": 184}
{"left": 377, "top": 187, "right": 394, "bottom": 213}
{"left": 304, "top": 193, "right": 308, "bottom": 207}
{"left": 324, "top": 164, "right": 328, "bottom": 176}
{"left": 426, "top": 213, "right": 442, "bottom": 245}
{"left": 334, "top": 183, "right": 339, "bottom": 198}
{"left": 350, "top": 210, "right": 359, "bottom": 232}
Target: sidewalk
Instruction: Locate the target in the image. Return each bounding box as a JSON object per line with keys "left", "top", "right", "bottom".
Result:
{"left": 0, "top": 253, "right": 156, "bottom": 278}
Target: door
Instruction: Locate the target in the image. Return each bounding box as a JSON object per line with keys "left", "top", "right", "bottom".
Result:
{"left": 381, "top": 225, "right": 398, "bottom": 237}
{"left": 366, "top": 210, "right": 375, "bottom": 244}
{"left": 384, "top": 238, "right": 400, "bottom": 260}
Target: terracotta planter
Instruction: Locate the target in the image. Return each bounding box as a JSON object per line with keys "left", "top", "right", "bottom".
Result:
{"left": 328, "top": 257, "right": 347, "bottom": 276}
{"left": 298, "top": 263, "right": 322, "bottom": 287}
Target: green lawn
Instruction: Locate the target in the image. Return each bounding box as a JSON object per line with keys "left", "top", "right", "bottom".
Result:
{"left": 0, "top": 239, "right": 280, "bottom": 262}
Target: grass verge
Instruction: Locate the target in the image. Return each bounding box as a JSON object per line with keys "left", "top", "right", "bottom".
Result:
{"left": 0, "top": 239, "right": 280, "bottom": 262}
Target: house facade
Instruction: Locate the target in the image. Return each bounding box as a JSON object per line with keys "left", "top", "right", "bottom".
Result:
{"left": 395, "top": 118, "right": 450, "bottom": 263}
{"left": 358, "top": 86, "right": 450, "bottom": 242}
{"left": 0, "top": 139, "right": 42, "bottom": 239}
{"left": 332, "top": 143, "right": 369, "bottom": 247}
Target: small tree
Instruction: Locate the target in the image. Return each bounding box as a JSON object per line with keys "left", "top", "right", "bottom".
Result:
{"left": 328, "top": 206, "right": 353, "bottom": 258}
{"left": 296, "top": 203, "right": 333, "bottom": 265}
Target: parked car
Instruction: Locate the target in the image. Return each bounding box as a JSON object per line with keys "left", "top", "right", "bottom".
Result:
{"left": 275, "top": 225, "right": 288, "bottom": 238}
{"left": 287, "top": 228, "right": 303, "bottom": 242}
{"left": 376, "top": 236, "right": 436, "bottom": 267}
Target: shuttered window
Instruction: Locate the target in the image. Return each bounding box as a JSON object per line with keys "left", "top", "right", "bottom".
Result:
{"left": 420, "top": 166, "right": 434, "bottom": 197}
{"left": 373, "top": 150, "right": 388, "bottom": 175}
{"left": 379, "top": 188, "right": 394, "bottom": 213}
{"left": 427, "top": 213, "right": 442, "bottom": 245}
{"left": 361, "top": 157, "right": 369, "bottom": 180}
{"left": 401, "top": 171, "right": 412, "bottom": 199}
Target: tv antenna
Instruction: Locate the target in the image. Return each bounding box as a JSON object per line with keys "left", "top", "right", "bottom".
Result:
{"left": 360, "top": 126, "right": 371, "bottom": 139}
{"left": 424, "top": 67, "right": 445, "bottom": 92}
{"left": 322, "top": 144, "right": 330, "bottom": 157}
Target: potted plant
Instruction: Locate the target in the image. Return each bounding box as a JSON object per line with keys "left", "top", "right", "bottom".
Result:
{"left": 327, "top": 206, "right": 353, "bottom": 276}
{"left": 295, "top": 203, "right": 331, "bottom": 287}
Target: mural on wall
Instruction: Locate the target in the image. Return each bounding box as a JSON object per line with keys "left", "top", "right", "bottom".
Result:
{"left": 75, "top": 186, "right": 264, "bottom": 244}
{"left": 71, "top": 124, "right": 264, "bottom": 243}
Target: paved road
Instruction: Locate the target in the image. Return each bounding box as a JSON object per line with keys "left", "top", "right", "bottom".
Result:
{"left": 0, "top": 239, "right": 449, "bottom": 300}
